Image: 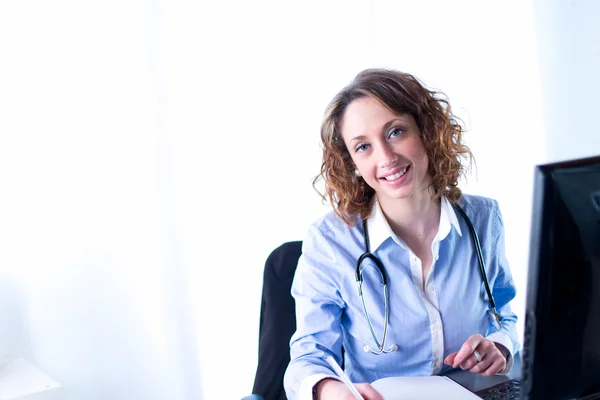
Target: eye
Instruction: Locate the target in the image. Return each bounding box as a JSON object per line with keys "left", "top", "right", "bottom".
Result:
{"left": 355, "top": 143, "right": 370, "bottom": 153}
{"left": 388, "top": 128, "right": 403, "bottom": 139}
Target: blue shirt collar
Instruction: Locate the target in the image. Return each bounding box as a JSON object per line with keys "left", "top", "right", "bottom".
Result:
{"left": 366, "top": 196, "right": 463, "bottom": 252}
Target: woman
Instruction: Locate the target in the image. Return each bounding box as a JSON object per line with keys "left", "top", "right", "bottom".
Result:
{"left": 283, "top": 69, "right": 519, "bottom": 400}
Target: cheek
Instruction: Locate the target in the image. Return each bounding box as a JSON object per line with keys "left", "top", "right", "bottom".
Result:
{"left": 353, "top": 160, "right": 378, "bottom": 184}
{"left": 351, "top": 156, "right": 369, "bottom": 174}
{"left": 417, "top": 154, "right": 430, "bottom": 176}
{"left": 418, "top": 152, "right": 429, "bottom": 167}
{"left": 408, "top": 139, "right": 429, "bottom": 166}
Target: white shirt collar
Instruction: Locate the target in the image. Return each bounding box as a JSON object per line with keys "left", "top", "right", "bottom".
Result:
{"left": 366, "top": 196, "right": 462, "bottom": 252}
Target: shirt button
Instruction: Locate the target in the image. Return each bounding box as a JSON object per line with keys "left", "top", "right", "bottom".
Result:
{"left": 428, "top": 285, "right": 435, "bottom": 292}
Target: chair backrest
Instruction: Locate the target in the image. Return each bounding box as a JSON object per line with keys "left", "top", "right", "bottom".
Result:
{"left": 251, "top": 241, "right": 302, "bottom": 400}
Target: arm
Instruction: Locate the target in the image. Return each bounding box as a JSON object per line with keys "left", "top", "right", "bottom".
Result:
{"left": 282, "top": 224, "right": 383, "bottom": 400}
{"left": 484, "top": 204, "right": 520, "bottom": 373}
{"left": 283, "top": 224, "right": 346, "bottom": 399}
{"left": 445, "top": 202, "right": 520, "bottom": 375}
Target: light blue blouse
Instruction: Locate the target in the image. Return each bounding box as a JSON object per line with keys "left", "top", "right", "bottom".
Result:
{"left": 283, "top": 194, "right": 519, "bottom": 399}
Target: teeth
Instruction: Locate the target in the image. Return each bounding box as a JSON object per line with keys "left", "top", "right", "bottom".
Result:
{"left": 384, "top": 167, "right": 408, "bottom": 181}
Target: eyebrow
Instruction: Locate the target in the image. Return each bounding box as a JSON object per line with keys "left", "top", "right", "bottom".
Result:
{"left": 348, "top": 118, "right": 405, "bottom": 144}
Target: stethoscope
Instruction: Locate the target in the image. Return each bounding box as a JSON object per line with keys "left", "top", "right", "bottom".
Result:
{"left": 355, "top": 204, "right": 501, "bottom": 355}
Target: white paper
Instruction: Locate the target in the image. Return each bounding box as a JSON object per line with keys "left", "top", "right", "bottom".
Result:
{"left": 371, "top": 375, "right": 481, "bottom": 400}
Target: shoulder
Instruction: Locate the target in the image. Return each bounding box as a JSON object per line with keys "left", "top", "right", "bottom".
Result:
{"left": 458, "top": 193, "right": 501, "bottom": 216}
{"left": 301, "top": 209, "right": 364, "bottom": 264}
{"left": 307, "top": 209, "right": 361, "bottom": 241}
{"left": 296, "top": 210, "right": 363, "bottom": 281}
{"left": 457, "top": 193, "right": 504, "bottom": 229}
{"left": 457, "top": 194, "right": 505, "bottom": 238}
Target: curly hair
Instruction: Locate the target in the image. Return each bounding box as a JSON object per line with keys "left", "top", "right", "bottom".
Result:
{"left": 313, "top": 68, "right": 473, "bottom": 226}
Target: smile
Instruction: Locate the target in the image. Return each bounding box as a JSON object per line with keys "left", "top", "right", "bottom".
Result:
{"left": 382, "top": 166, "right": 409, "bottom": 181}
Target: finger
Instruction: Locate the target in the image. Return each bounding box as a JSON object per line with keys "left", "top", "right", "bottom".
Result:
{"left": 444, "top": 352, "right": 457, "bottom": 366}
{"left": 481, "top": 356, "right": 507, "bottom": 377}
{"left": 469, "top": 355, "right": 493, "bottom": 374}
{"left": 478, "top": 345, "right": 506, "bottom": 375}
{"left": 476, "top": 339, "right": 497, "bottom": 353}
{"left": 355, "top": 383, "right": 384, "bottom": 400}
{"left": 460, "top": 351, "right": 485, "bottom": 370}
{"left": 459, "top": 351, "right": 486, "bottom": 370}
{"left": 453, "top": 334, "right": 484, "bottom": 367}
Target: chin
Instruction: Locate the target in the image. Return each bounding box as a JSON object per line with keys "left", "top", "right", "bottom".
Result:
{"left": 379, "top": 189, "right": 413, "bottom": 201}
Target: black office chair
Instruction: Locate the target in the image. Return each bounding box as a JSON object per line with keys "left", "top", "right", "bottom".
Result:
{"left": 246, "top": 241, "right": 303, "bottom": 400}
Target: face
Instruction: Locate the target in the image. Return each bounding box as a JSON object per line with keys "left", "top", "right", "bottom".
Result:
{"left": 340, "top": 95, "right": 431, "bottom": 204}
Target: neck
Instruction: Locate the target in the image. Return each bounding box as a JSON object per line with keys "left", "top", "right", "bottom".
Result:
{"left": 378, "top": 187, "right": 441, "bottom": 241}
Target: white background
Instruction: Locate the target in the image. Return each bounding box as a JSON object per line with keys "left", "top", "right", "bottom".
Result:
{"left": 1, "top": 1, "right": 599, "bottom": 399}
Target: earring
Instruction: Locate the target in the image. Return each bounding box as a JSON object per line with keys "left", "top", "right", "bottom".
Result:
{"left": 355, "top": 169, "right": 362, "bottom": 177}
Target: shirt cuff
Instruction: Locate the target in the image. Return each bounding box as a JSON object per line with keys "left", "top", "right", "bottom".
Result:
{"left": 298, "top": 373, "right": 340, "bottom": 400}
{"left": 486, "top": 331, "right": 514, "bottom": 375}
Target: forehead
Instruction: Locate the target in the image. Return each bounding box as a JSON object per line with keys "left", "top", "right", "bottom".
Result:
{"left": 340, "top": 96, "right": 412, "bottom": 140}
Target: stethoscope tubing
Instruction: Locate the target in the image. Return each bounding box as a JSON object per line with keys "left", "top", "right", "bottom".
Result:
{"left": 355, "top": 203, "right": 500, "bottom": 355}
{"left": 453, "top": 205, "right": 501, "bottom": 322}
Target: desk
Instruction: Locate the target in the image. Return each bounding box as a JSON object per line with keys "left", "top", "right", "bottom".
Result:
{"left": 241, "top": 354, "right": 522, "bottom": 400}
{"left": 0, "top": 357, "right": 62, "bottom": 400}
{"left": 445, "top": 352, "right": 522, "bottom": 393}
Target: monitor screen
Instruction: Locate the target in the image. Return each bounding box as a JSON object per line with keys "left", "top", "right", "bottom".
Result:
{"left": 522, "top": 155, "right": 600, "bottom": 400}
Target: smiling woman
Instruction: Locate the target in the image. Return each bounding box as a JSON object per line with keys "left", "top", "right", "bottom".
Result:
{"left": 341, "top": 98, "right": 431, "bottom": 212}
{"left": 316, "top": 69, "right": 472, "bottom": 227}
{"left": 285, "top": 69, "right": 519, "bottom": 400}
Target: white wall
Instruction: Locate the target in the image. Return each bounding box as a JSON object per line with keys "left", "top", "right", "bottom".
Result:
{"left": 534, "top": 0, "right": 600, "bottom": 161}
{"left": 0, "top": 1, "right": 202, "bottom": 399}
{"left": 1, "top": 1, "right": 597, "bottom": 399}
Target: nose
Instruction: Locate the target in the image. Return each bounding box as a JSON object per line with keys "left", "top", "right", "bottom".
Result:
{"left": 377, "top": 142, "right": 398, "bottom": 169}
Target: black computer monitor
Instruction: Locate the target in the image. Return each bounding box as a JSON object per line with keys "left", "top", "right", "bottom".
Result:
{"left": 522, "top": 155, "right": 600, "bottom": 400}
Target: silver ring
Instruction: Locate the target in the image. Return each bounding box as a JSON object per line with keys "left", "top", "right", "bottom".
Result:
{"left": 473, "top": 350, "right": 483, "bottom": 362}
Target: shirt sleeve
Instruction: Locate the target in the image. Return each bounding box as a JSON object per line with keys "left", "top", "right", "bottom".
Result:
{"left": 283, "top": 223, "right": 347, "bottom": 400}
{"left": 485, "top": 202, "right": 520, "bottom": 374}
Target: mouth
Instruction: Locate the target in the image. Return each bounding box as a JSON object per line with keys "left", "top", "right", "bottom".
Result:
{"left": 380, "top": 166, "right": 409, "bottom": 182}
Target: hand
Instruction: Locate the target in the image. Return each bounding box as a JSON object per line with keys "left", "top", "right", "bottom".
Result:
{"left": 444, "top": 334, "right": 507, "bottom": 376}
{"left": 316, "top": 378, "right": 383, "bottom": 400}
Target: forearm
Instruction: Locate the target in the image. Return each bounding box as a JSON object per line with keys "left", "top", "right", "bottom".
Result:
{"left": 284, "top": 353, "right": 339, "bottom": 400}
